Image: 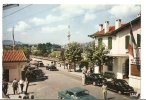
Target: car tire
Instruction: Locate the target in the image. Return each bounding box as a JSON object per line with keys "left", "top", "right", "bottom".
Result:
{"left": 93, "top": 82, "right": 96, "bottom": 86}
{"left": 118, "top": 90, "right": 122, "bottom": 94}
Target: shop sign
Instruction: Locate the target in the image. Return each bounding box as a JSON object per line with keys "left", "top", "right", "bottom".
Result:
{"left": 131, "top": 57, "right": 141, "bottom": 65}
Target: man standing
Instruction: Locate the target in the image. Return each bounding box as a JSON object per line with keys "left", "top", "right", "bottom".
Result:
{"left": 101, "top": 83, "right": 107, "bottom": 99}
{"left": 19, "top": 78, "right": 24, "bottom": 93}
{"left": 82, "top": 66, "right": 87, "bottom": 85}
{"left": 12, "top": 78, "right": 18, "bottom": 94}
{"left": 2, "top": 79, "right": 8, "bottom": 95}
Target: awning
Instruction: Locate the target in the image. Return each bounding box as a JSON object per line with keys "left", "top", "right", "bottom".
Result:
{"left": 106, "top": 54, "right": 129, "bottom": 57}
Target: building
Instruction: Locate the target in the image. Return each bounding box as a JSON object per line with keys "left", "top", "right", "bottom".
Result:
{"left": 3, "top": 50, "right": 27, "bottom": 82}
{"left": 88, "top": 14, "right": 141, "bottom": 89}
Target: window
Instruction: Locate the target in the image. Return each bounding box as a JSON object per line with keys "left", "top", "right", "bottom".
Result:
{"left": 98, "top": 38, "right": 102, "bottom": 46}
{"left": 125, "top": 35, "right": 130, "bottom": 49}
{"left": 108, "top": 37, "right": 112, "bottom": 49}
{"left": 137, "top": 34, "right": 141, "bottom": 47}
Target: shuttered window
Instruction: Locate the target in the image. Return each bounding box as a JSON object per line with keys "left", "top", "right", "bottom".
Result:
{"left": 125, "top": 35, "right": 130, "bottom": 49}
{"left": 137, "top": 34, "right": 141, "bottom": 47}
{"left": 108, "top": 37, "right": 112, "bottom": 49}
{"left": 98, "top": 38, "right": 102, "bottom": 46}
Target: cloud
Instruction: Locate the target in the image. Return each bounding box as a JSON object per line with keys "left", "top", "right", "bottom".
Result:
{"left": 30, "top": 17, "right": 45, "bottom": 25}
{"left": 83, "top": 13, "right": 96, "bottom": 23}
{"left": 108, "top": 5, "right": 141, "bottom": 18}
{"left": 42, "top": 24, "right": 67, "bottom": 33}
{"left": 7, "top": 21, "right": 30, "bottom": 32}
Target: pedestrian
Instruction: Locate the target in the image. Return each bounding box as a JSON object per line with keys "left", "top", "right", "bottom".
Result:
{"left": 68, "top": 64, "right": 71, "bottom": 72}
{"left": 82, "top": 73, "right": 86, "bottom": 86}
{"left": 101, "top": 83, "right": 107, "bottom": 99}
{"left": 2, "top": 79, "right": 8, "bottom": 95}
{"left": 12, "top": 78, "right": 18, "bottom": 94}
{"left": 19, "top": 78, "right": 24, "bottom": 93}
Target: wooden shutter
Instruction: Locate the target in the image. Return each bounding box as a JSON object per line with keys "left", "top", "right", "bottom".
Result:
{"left": 108, "top": 37, "right": 112, "bottom": 49}
{"left": 137, "top": 34, "right": 141, "bottom": 47}
{"left": 125, "top": 35, "right": 130, "bottom": 49}
{"left": 98, "top": 38, "right": 102, "bottom": 46}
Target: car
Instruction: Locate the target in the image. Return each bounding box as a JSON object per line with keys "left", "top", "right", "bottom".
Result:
{"left": 58, "top": 87, "right": 99, "bottom": 100}
{"left": 130, "top": 89, "right": 140, "bottom": 99}
{"left": 105, "top": 79, "right": 134, "bottom": 94}
{"left": 103, "top": 72, "right": 116, "bottom": 81}
{"left": 31, "top": 69, "right": 46, "bottom": 80}
{"left": 85, "top": 73, "right": 107, "bottom": 86}
{"left": 37, "top": 61, "right": 44, "bottom": 67}
{"left": 46, "top": 65, "right": 58, "bottom": 71}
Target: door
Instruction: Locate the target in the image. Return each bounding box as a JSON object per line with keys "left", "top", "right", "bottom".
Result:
{"left": 3, "top": 69, "right": 9, "bottom": 82}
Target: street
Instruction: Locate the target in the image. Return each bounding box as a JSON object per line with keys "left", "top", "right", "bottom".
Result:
{"left": 25, "top": 58, "right": 131, "bottom": 99}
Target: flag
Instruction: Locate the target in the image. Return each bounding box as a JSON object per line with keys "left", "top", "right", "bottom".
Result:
{"left": 128, "top": 22, "right": 137, "bottom": 57}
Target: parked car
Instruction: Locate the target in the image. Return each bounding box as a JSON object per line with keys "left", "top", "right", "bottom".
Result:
{"left": 37, "top": 61, "right": 44, "bottom": 67}
{"left": 105, "top": 79, "right": 134, "bottom": 94}
{"left": 103, "top": 72, "right": 116, "bottom": 81}
{"left": 46, "top": 65, "right": 58, "bottom": 71}
{"left": 31, "top": 69, "right": 47, "bottom": 80}
{"left": 130, "top": 89, "right": 140, "bottom": 99}
{"left": 58, "top": 87, "right": 98, "bottom": 100}
{"left": 85, "top": 73, "right": 107, "bottom": 86}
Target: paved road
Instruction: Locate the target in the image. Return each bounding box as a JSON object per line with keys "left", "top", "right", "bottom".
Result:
{"left": 26, "top": 58, "right": 131, "bottom": 99}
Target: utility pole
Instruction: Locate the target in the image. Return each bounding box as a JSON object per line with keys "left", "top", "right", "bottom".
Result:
{"left": 12, "top": 27, "right": 15, "bottom": 50}
{"left": 67, "top": 23, "right": 71, "bottom": 43}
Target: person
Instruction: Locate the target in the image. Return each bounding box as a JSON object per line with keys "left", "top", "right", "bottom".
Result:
{"left": 2, "top": 79, "right": 8, "bottom": 95}
{"left": 82, "top": 66, "right": 87, "bottom": 85}
{"left": 12, "top": 78, "right": 18, "bottom": 94}
{"left": 101, "top": 83, "right": 107, "bottom": 99}
{"left": 68, "top": 64, "right": 71, "bottom": 72}
{"left": 19, "top": 78, "right": 24, "bottom": 93}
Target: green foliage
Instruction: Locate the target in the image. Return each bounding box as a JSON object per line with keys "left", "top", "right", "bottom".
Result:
{"left": 49, "top": 51, "right": 60, "bottom": 57}
{"left": 64, "top": 42, "right": 83, "bottom": 63}
{"left": 58, "top": 48, "right": 66, "bottom": 61}
{"left": 78, "top": 60, "right": 88, "bottom": 69}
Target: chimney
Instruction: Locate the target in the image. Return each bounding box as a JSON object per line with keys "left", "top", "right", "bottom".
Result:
{"left": 104, "top": 21, "right": 109, "bottom": 33}
{"left": 137, "top": 14, "right": 141, "bottom": 17}
{"left": 115, "top": 19, "right": 121, "bottom": 30}
{"left": 99, "top": 24, "right": 103, "bottom": 31}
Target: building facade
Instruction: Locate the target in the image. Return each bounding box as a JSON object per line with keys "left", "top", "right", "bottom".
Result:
{"left": 88, "top": 14, "right": 141, "bottom": 89}
{"left": 3, "top": 50, "right": 27, "bottom": 82}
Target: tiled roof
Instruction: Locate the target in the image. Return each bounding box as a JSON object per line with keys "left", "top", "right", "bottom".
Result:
{"left": 92, "top": 24, "right": 126, "bottom": 36}
{"left": 3, "top": 50, "right": 27, "bottom": 62}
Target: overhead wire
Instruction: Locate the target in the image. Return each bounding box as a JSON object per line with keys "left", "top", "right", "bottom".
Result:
{"left": 3, "top": 4, "right": 33, "bottom": 18}
{"left": 3, "top": 4, "right": 60, "bottom": 26}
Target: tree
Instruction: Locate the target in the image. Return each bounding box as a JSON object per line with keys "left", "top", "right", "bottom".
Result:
{"left": 92, "top": 44, "right": 111, "bottom": 74}
{"left": 58, "top": 48, "right": 66, "bottom": 69}
{"left": 64, "top": 42, "right": 83, "bottom": 71}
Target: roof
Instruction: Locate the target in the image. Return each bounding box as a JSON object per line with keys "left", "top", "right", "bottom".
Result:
{"left": 67, "top": 87, "right": 88, "bottom": 93}
{"left": 3, "top": 50, "right": 27, "bottom": 62}
{"left": 88, "top": 16, "right": 141, "bottom": 37}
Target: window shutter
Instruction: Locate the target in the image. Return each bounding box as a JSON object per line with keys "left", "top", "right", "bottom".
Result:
{"left": 108, "top": 37, "right": 112, "bottom": 49}
{"left": 137, "top": 34, "right": 141, "bottom": 47}
{"left": 125, "top": 36, "right": 130, "bottom": 49}
{"left": 98, "top": 38, "right": 102, "bottom": 46}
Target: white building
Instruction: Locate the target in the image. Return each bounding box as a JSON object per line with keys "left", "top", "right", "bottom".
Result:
{"left": 88, "top": 14, "right": 141, "bottom": 89}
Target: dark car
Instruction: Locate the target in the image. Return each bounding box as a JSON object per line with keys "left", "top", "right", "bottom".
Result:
{"left": 37, "top": 61, "right": 44, "bottom": 67}
{"left": 31, "top": 69, "right": 46, "bottom": 80}
{"left": 86, "top": 73, "right": 107, "bottom": 86}
{"left": 58, "top": 87, "right": 98, "bottom": 100}
{"left": 103, "top": 72, "right": 116, "bottom": 81}
{"left": 105, "top": 79, "right": 134, "bottom": 94}
{"left": 46, "top": 65, "right": 58, "bottom": 71}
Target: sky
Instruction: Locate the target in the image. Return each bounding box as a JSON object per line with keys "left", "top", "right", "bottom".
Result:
{"left": 2, "top": 3, "right": 141, "bottom": 45}
{"left": 1, "top": 0, "right": 146, "bottom": 99}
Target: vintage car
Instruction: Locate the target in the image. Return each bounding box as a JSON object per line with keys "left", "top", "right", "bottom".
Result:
{"left": 85, "top": 73, "right": 107, "bottom": 86}
{"left": 46, "top": 64, "right": 58, "bottom": 71}
{"left": 103, "top": 72, "right": 116, "bottom": 81}
{"left": 105, "top": 79, "right": 134, "bottom": 94}
{"left": 31, "top": 69, "right": 47, "bottom": 80}
{"left": 37, "top": 61, "right": 44, "bottom": 67}
{"left": 130, "top": 89, "right": 140, "bottom": 99}
{"left": 58, "top": 87, "right": 98, "bottom": 100}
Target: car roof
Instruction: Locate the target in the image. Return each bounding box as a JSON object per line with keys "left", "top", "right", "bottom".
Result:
{"left": 67, "top": 87, "right": 88, "bottom": 93}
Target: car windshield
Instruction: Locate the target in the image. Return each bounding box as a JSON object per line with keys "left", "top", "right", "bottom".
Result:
{"left": 75, "top": 90, "right": 89, "bottom": 97}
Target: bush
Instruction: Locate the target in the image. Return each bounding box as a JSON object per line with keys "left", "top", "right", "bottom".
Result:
{"left": 79, "top": 60, "right": 89, "bottom": 70}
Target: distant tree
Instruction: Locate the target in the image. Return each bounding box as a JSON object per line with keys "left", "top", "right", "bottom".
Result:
{"left": 64, "top": 42, "right": 83, "bottom": 71}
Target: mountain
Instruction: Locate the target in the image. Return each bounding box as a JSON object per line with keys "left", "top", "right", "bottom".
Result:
{"left": 3, "top": 40, "right": 24, "bottom": 45}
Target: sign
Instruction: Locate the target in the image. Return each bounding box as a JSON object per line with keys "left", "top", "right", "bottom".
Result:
{"left": 131, "top": 57, "right": 141, "bottom": 65}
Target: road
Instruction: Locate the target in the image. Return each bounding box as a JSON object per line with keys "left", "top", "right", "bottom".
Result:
{"left": 27, "top": 58, "right": 131, "bottom": 99}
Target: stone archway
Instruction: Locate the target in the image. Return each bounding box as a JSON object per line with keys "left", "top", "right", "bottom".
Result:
{"left": 125, "top": 59, "right": 129, "bottom": 78}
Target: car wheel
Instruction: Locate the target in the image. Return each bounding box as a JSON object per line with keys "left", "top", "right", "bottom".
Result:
{"left": 93, "top": 82, "right": 96, "bottom": 86}
{"left": 118, "top": 90, "right": 122, "bottom": 94}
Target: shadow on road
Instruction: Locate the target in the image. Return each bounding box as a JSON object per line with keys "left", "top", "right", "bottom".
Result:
{"left": 107, "top": 97, "right": 115, "bottom": 99}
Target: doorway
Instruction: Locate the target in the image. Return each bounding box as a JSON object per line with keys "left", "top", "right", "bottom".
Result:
{"left": 3, "top": 69, "right": 9, "bottom": 81}
{"left": 125, "top": 59, "right": 129, "bottom": 78}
